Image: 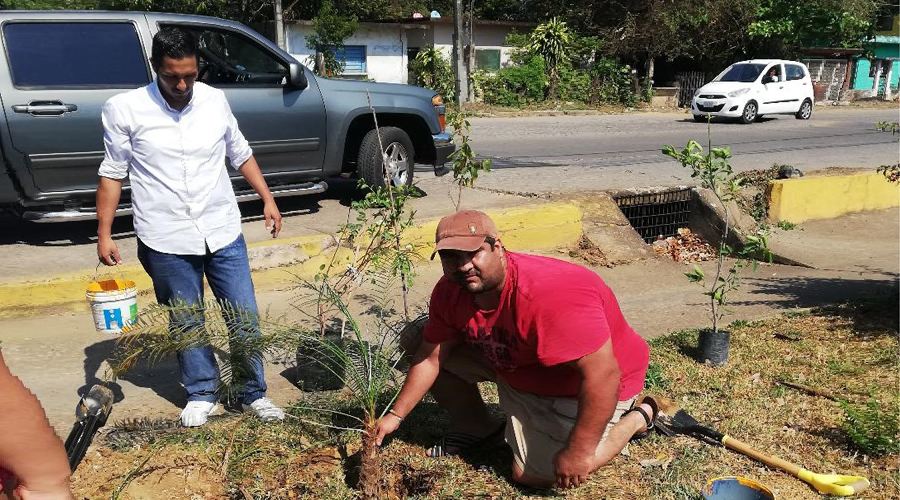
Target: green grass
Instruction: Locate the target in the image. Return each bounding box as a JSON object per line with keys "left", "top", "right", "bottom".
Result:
{"left": 776, "top": 220, "right": 797, "bottom": 230}
{"left": 75, "top": 299, "right": 900, "bottom": 500}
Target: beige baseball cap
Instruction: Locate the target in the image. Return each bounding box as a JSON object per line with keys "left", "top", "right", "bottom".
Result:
{"left": 431, "top": 210, "right": 499, "bottom": 260}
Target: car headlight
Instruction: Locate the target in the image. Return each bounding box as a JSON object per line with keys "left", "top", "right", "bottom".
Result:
{"left": 728, "top": 88, "right": 750, "bottom": 98}
{"left": 694, "top": 89, "right": 702, "bottom": 98}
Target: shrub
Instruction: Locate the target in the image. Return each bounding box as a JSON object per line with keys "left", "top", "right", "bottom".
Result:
{"left": 472, "top": 55, "right": 547, "bottom": 107}
{"left": 557, "top": 65, "right": 592, "bottom": 104}
{"left": 842, "top": 399, "right": 899, "bottom": 457}
{"left": 409, "top": 45, "right": 455, "bottom": 101}
{"left": 589, "top": 58, "right": 638, "bottom": 106}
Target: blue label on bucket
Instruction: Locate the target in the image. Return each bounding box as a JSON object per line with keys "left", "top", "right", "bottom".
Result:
{"left": 103, "top": 309, "right": 122, "bottom": 330}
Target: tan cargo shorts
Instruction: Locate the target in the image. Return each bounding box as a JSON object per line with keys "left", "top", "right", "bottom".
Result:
{"left": 439, "top": 342, "right": 636, "bottom": 481}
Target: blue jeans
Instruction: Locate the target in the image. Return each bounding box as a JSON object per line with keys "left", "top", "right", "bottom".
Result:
{"left": 137, "top": 234, "right": 267, "bottom": 405}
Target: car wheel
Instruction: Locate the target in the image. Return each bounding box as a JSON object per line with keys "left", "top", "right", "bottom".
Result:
{"left": 740, "top": 101, "right": 758, "bottom": 124}
{"left": 693, "top": 114, "right": 706, "bottom": 122}
{"left": 357, "top": 126, "right": 415, "bottom": 189}
{"left": 795, "top": 99, "right": 812, "bottom": 120}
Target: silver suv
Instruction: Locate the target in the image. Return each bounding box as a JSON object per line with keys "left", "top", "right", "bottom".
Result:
{"left": 0, "top": 11, "right": 454, "bottom": 221}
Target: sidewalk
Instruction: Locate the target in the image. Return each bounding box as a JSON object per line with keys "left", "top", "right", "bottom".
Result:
{"left": 1, "top": 208, "right": 896, "bottom": 433}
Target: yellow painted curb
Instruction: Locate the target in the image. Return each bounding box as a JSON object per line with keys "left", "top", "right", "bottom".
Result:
{"left": 0, "top": 202, "right": 583, "bottom": 318}
{"left": 768, "top": 172, "right": 900, "bottom": 224}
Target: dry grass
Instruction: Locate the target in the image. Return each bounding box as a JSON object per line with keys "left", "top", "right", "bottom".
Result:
{"left": 72, "top": 296, "right": 899, "bottom": 499}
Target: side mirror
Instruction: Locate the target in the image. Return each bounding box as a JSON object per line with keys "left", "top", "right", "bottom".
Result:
{"left": 289, "top": 62, "right": 308, "bottom": 89}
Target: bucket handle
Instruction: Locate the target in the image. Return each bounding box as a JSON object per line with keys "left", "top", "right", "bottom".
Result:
{"left": 93, "top": 261, "right": 127, "bottom": 284}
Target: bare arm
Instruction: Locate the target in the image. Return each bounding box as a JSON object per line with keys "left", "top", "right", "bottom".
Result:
{"left": 374, "top": 339, "right": 460, "bottom": 445}
{"left": 552, "top": 341, "right": 620, "bottom": 488}
{"left": 237, "top": 156, "right": 282, "bottom": 238}
{"left": 96, "top": 177, "right": 123, "bottom": 266}
{"left": 565, "top": 341, "right": 621, "bottom": 453}
{"left": 0, "top": 352, "right": 73, "bottom": 500}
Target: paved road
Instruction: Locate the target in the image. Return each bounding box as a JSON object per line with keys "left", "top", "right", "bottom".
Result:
{"left": 0, "top": 106, "right": 896, "bottom": 281}
{"left": 467, "top": 107, "right": 900, "bottom": 194}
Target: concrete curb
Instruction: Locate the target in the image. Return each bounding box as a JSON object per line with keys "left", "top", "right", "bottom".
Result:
{"left": 768, "top": 172, "right": 900, "bottom": 224}
{"left": 0, "top": 202, "right": 583, "bottom": 319}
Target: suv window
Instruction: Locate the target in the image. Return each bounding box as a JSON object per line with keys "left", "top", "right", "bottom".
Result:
{"left": 165, "top": 25, "right": 288, "bottom": 86}
{"left": 3, "top": 22, "right": 149, "bottom": 88}
{"left": 786, "top": 64, "right": 806, "bottom": 81}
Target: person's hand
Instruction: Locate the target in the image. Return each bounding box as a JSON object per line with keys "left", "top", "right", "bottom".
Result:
{"left": 553, "top": 446, "right": 594, "bottom": 489}
{"left": 97, "top": 236, "right": 121, "bottom": 266}
{"left": 374, "top": 414, "right": 402, "bottom": 446}
{"left": 263, "top": 199, "right": 282, "bottom": 238}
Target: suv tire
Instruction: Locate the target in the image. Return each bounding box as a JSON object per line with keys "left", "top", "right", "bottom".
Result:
{"left": 740, "top": 101, "right": 758, "bottom": 124}
{"left": 795, "top": 99, "right": 812, "bottom": 120}
{"left": 358, "top": 126, "right": 415, "bottom": 189}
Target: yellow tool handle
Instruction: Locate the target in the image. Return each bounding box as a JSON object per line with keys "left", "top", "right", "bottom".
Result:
{"left": 723, "top": 435, "right": 870, "bottom": 496}
{"left": 721, "top": 435, "right": 802, "bottom": 475}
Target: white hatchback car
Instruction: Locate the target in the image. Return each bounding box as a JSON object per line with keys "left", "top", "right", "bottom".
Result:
{"left": 691, "top": 59, "right": 815, "bottom": 124}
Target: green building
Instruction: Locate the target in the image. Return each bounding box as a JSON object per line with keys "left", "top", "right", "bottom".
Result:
{"left": 851, "top": 14, "right": 900, "bottom": 99}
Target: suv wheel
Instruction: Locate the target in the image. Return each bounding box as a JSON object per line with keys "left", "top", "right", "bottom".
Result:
{"left": 357, "top": 126, "right": 415, "bottom": 189}
{"left": 740, "top": 101, "right": 758, "bottom": 124}
{"left": 795, "top": 99, "right": 812, "bottom": 120}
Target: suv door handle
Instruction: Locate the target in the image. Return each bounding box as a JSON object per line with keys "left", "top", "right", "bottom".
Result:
{"left": 12, "top": 100, "right": 78, "bottom": 116}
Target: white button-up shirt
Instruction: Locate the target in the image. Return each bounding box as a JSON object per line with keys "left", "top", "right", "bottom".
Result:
{"left": 99, "top": 81, "right": 252, "bottom": 255}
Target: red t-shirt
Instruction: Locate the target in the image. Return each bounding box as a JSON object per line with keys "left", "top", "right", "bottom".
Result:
{"left": 424, "top": 252, "right": 648, "bottom": 399}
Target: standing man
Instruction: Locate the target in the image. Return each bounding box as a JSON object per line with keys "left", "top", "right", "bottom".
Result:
{"left": 375, "top": 210, "right": 655, "bottom": 489}
{"left": 96, "top": 28, "right": 284, "bottom": 427}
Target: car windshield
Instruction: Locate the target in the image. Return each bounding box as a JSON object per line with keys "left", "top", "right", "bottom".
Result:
{"left": 716, "top": 64, "right": 767, "bottom": 83}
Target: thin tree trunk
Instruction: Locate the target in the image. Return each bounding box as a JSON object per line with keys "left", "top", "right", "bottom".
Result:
{"left": 274, "top": 0, "right": 285, "bottom": 50}
{"left": 549, "top": 68, "right": 558, "bottom": 101}
{"left": 590, "top": 73, "right": 600, "bottom": 105}
{"left": 358, "top": 419, "right": 381, "bottom": 499}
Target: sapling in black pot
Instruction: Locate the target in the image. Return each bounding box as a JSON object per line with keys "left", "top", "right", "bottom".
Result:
{"left": 663, "top": 119, "right": 770, "bottom": 365}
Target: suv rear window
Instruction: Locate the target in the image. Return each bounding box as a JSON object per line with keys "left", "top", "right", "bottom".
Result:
{"left": 4, "top": 22, "right": 149, "bottom": 88}
{"left": 786, "top": 64, "right": 806, "bottom": 81}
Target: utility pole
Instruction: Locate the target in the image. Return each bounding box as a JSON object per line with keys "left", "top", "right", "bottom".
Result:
{"left": 453, "top": 0, "right": 468, "bottom": 105}
{"left": 467, "top": 0, "right": 476, "bottom": 102}
{"left": 274, "top": 0, "right": 286, "bottom": 50}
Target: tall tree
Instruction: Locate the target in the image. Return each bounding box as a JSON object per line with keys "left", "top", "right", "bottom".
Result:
{"left": 748, "top": 0, "right": 879, "bottom": 55}
{"left": 528, "top": 17, "right": 570, "bottom": 100}
{"left": 305, "top": 0, "right": 358, "bottom": 76}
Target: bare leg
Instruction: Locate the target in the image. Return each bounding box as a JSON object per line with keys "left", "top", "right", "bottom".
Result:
{"left": 591, "top": 402, "right": 654, "bottom": 469}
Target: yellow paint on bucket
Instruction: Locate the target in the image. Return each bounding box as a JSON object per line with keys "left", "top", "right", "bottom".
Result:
{"left": 86, "top": 279, "right": 138, "bottom": 334}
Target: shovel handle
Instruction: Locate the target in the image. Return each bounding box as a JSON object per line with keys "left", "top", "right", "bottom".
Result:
{"left": 721, "top": 435, "right": 802, "bottom": 476}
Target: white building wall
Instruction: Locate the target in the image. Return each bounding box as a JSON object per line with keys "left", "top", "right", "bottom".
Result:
{"left": 285, "top": 21, "right": 527, "bottom": 82}
{"left": 432, "top": 23, "right": 521, "bottom": 69}
{"left": 286, "top": 23, "right": 410, "bottom": 84}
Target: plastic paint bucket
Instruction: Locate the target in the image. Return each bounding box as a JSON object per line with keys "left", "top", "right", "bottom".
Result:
{"left": 701, "top": 476, "right": 776, "bottom": 500}
{"left": 86, "top": 279, "right": 138, "bottom": 334}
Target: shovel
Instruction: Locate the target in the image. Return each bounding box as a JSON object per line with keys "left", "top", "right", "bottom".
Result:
{"left": 64, "top": 384, "right": 114, "bottom": 471}
{"left": 650, "top": 395, "right": 869, "bottom": 497}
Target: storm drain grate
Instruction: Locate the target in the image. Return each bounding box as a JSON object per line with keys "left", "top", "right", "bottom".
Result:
{"left": 614, "top": 189, "right": 693, "bottom": 243}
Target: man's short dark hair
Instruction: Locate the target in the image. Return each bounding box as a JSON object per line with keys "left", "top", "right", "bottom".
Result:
{"left": 151, "top": 28, "right": 198, "bottom": 68}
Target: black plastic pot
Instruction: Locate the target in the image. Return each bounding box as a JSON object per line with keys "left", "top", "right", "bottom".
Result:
{"left": 698, "top": 329, "right": 730, "bottom": 366}
{"left": 295, "top": 332, "right": 346, "bottom": 392}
